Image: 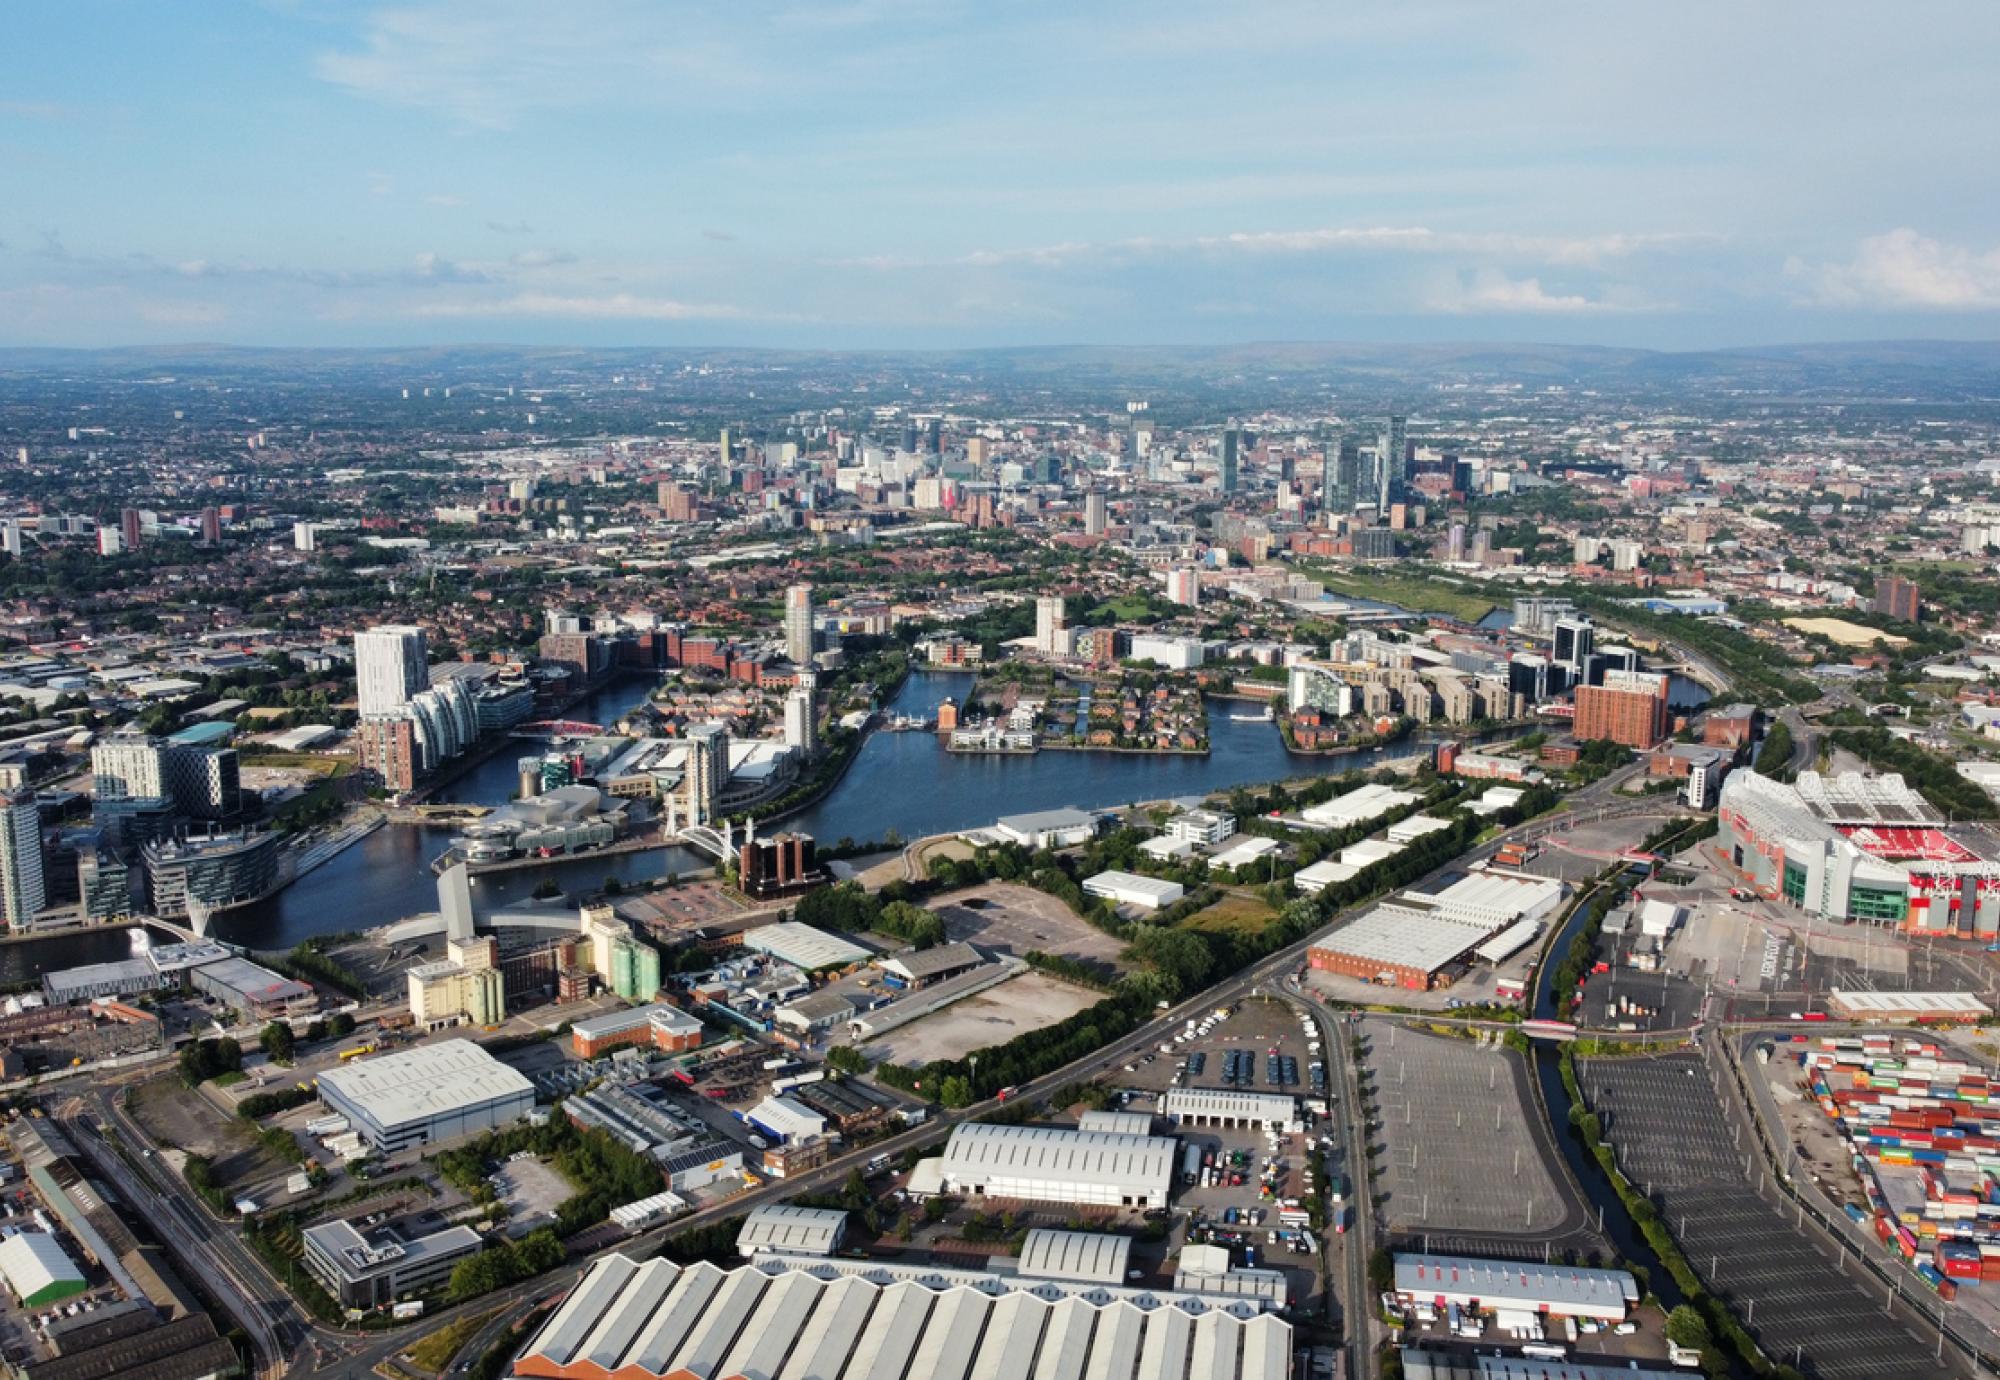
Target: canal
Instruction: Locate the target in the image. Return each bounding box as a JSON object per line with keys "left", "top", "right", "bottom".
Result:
{"left": 1531, "top": 876, "right": 1685, "bottom": 1306}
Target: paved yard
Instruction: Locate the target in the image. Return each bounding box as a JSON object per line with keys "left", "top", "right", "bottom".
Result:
{"left": 857, "top": 970, "right": 1099, "bottom": 1066}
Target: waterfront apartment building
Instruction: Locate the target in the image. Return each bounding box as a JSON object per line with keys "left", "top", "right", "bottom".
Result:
{"left": 784, "top": 583, "right": 815, "bottom": 665}
{"left": 1573, "top": 668, "right": 1671, "bottom": 749}
{"left": 0, "top": 791, "right": 45, "bottom": 929}
{"left": 353, "top": 625, "right": 429, "bottom": 718}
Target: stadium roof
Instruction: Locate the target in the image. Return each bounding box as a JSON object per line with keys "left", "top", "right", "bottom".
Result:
{"left": 1017, "top": 1228, "right": 1133, "bottom": 1284}
{"left": 942, "top": 1122, "right": 1177, "bottom": 1195}
{"left": 314, "top": 1038, "right": 533, "bottom": 1130}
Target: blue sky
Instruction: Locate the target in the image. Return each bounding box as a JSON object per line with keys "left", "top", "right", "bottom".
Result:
{"left": 3, "top": 1, "right": 1999, "bottom": 349}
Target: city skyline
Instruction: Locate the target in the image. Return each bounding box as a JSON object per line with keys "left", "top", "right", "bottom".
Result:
{"left": 2, "top": 2, "right": 1998, "bottom": 349}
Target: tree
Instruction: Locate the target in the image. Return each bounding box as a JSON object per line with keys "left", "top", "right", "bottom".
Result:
{"left": 259, "top": 1022, "right": 295, "bottom": 1065}
{"left": 826, "top": 1045, "right": 871, "bottom": 1075}
{"left": 1665, "top": 1304, "right": 1711, "bottom": 1351}
{"left": 938, "top": 1075, "right": 974, "bottom": 1108}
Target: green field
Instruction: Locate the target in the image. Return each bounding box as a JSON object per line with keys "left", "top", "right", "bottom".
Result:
{"left": 1297, "top": 563, "right": 1497, "bottom": 623}
{"left": 1185, "top": 892, "right": 1278, "bottom": 935}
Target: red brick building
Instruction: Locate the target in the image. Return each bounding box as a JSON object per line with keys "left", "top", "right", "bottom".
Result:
{"left": 1573, "top": 670, "right": 1670, "bottom": 749}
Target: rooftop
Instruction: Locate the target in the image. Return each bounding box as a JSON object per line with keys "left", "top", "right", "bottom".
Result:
{"left": 314, "top": 1038, "right": 534, "bottom": 1130}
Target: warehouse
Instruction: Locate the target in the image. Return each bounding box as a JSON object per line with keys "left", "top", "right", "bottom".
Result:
{"left": 511, "top": 1253, "right": 1291, "bottom": 1380}
{"left": 1826, "top": 989, "right": 1991, "bottom": 1023}
{"left": 736, "top": 1204, "right": 849, "bottom": 1258}
{"left": 1016, "top": 1228, "right": 1132, "bottom": 1284}
{"left": 876, "top": 941, "right": 988, "bottom": 989}
{"left": 1292, "top": 858, "right": 1361, "bottom": 895}
{"left": 1082, "top": 870, "right": 1185, "bottom": 911}
{"left": 742, "top": 921, "right": 870, "bottom": 973}
{"left": 1307, "top": 903, "right": 1489, "bottom": 990}
{"left": 1160, "top": 1088, "right": 1297, "bottom": 1130}
{"left": 0, "top": 1232, "right": 85, "bottom": 1307}
{"left": 937, "top": 1121, "right": 1176, "bottom": 1208}
{"left": 315, "top": 1038, "right": 536, "bottom": 1153}
{"left": 1077, "top": 1109, "right": 1155, "bottom": 1136}
{"left": 1418, "top": 870, "right": 1565, "bottom": 929}
{"left": 1300, "top": 781, "right": 1419, "bottom": 829}
{"left": 42, "top": 958, "right": 158, "bottom": 1004}
{"left": 1175, "top": 1243, "right": 1289, "bottom": 1308}
{"left": 1392, "top": 1253, "right": 1637, "bottom": 1322}
{"left": 745, "top": 1095, "right": 828, "bottom": 1144}
{"left": 189, "top": 954, "right": 317, "bottom": 1019}
{"left": 1401, "top": 1351, "right": 1681, "bottom": 1380}
{"left": 994, "top": 807, "right": 1100, "bottom": 848}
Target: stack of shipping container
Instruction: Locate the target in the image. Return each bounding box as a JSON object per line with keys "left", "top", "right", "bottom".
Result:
{"left": 1797, "top": 1034, "right": 2000, "bottom": 1302}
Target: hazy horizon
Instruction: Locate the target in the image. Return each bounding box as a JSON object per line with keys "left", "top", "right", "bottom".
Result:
{"left": 5, "top": 2, "right": 1999, "bottom": 351}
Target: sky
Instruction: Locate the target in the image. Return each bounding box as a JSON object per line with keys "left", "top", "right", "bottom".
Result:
{"left": 3, "top": 1, "right": 2000, "bottom": 351}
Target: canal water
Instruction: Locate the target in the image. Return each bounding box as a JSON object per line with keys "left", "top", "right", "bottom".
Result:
{"left": 1531, "top": 881, "right": 1685, "bottom": 1305}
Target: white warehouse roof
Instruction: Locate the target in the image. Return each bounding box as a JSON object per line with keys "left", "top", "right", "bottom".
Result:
{"left": 941, "top": 1122, "right": 1176, "bottom": 1200}
{"left": 1301, "top": 782, "right": 1420, "bottom": 828}
{"left": 1394, "top": 1253, "right": 1637, "bottom": 1321}
{"left": 1016, "top": 1228, "right": 1134, "bottom": 1284}
{"left": 736, "top": 1204, "right": 849, "bottom": 1258}
{"left": 1313, "top": 904, "right": 1489, "bottom": 977}
{"left": 1160, "top": 1088, "right": 1298, "bottom": 1127}
{"left": 0, "top": 1232, "right": 81, "bottom": 1303}
{"left": 314, "top": 1038, "right": 533, "bottom": 1131}
{"left": 741, "top": 922, "right": 870, "bottom": 972}
{"left": 1083, "top": 870, "right": 1186, "bottom": 910}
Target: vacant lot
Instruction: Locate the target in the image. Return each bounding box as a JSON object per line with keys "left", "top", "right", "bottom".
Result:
{"left": 932, "top": 882, "right": 1130, "bottom": 973}
{"left": 1185, "top": 891, "right": 1277, "bottom": 937}
{"left": 129, "top": 1076, "right": 285, "bottom": 1189}
{"left": 859, "top": 970, "right": 1099, "bottom": 1066}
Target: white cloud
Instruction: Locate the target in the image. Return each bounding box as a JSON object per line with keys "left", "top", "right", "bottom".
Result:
{"left": 405, "top": 292, "right": 741, "bottom": 320}
{"left": 1426, "top": 269, "right": 1605, "bottom": 314}
{"left": 1797, "top": 229, "right": 2000, "bottom": 310}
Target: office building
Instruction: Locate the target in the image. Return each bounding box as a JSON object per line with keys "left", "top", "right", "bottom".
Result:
{"left": 1084, "top": 489, "right": 1107, "bottom": 535}
{"left": 1552, "top": 616, "right": 1595, "bottom": 669}
{"left": 1573, "top": 668, "right": 1671, "bottom": 749}
{"left": 1324, "top": 436, "right": 1360, "bottom": 515}
{"left": 1217, "top": 426, "right": 1240, "bottom": 493}
{"left": 1875, "top": 575, "right": 1921, "bottom": 622}
{"left": 1378, "top": 413, "right": 1406, "bottom": 511}
{"left": 0, "top": 791, "right": 45, "bottom": 929}
{"left": 1034, "top": 595, "right": 1069, "bottom": 657}
{"left": 315, "top": 1039, "right": 535, "bottom": 1154}
{"left": 354, "top": 625, "right": 429, "bottom": 718}
{"left": 784, "top": 583, "right": 815, "bottom": 665}
{"left": 739, "top": 832, "right": 823, "bottom": 900}
{"left": 938, "top": 1121, "right": 1176, "bottom": 1208}
{"left": 302, "top": 1214, "right": 482, "bottom": 1309}
{"left": 569, "top": 1002, "right": 703, "bottom": 1059}
{"left": 140, "top": 830, "right": 281, "bottom": 919}
{"left": 1352, "top": 527, "right": 1397, "bottom": 560}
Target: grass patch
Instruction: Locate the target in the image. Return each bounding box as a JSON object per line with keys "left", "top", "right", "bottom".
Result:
{"left": 1184, "top": 892, "right": 1278, "bottom": 936}
{"left": 211, "top": 1070, "right": 248, "bottom": 1088}
{"left": 1292, "top": 562, "right": 1496, "bottom": 623}
{"left": 239, "top": 752, "right": 345, "bottom": 776}
{"left": 1090, "top": 595, "right": 1157, "bottom": 620}
{"left": 407, "top": 1308, "right": 502, "bottom": 1373}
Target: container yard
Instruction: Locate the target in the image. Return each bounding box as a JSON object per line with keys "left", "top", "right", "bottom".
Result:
{"left": 1791, "top": 1032, "right": 2000, "bottom": 1338}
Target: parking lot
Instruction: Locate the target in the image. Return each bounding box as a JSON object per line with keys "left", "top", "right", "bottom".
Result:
{"left": 1360, "top": 1022, "right": 1584, "bottom": 1249}
{"left": 930, "top": 883, "right": 1131, "bottom": 975}
{"left": 1578, "top": 1054, "right": 1947, "bottom": 1380}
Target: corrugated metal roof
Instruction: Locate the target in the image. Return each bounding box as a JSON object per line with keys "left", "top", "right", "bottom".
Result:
{"left": 1239, "top": 1314, "right": 1289, "bottom": 1380}
{"left": 1134, "top": 1303, "right": 1193, "bottom": 1380}
{"left": 0, "top": 1232, "right": 80, "bottom": 1299}
{"left": 777, "top": 1275, "right": 877, "bottom": 1380}
{"left": 844, "top": 1279, "right": 934, "bottom": 1380}
{"left": 1159, "top": 1088, "right": 1297, "bottom": 1125}
{"left": 1036, "top": 1295, "right": 1098, "bottom": 1380}
{"left": 521, "top": 1252, "right": 642, "bottom": 1365}
{"left": 967, "top": 1293, "right": 1049, "bottom": 1380}
{"left": 1393, "top": 1253, "right": 1638, "bottom": 1314}
{"left": 666, "top": 1264, "right": 767, "bottom": 1378}
{"left": 314, "top": 1038, "right": 533, "bottom": 1131}
{"left": 1017, "top": 1229, "right": 1133, "bottom": 1285}
{"left": 738, "top": 1204, "right": 850, "bottom": 1258}
{"left": 1082, "top": 1300, "right": 1145, "bottom": 1380}
{"left": 881, "top": 941, "right": 987, "bottom": 981}
{"left": 941, "top": 1123, "right": 1176, "bottom": 1196}
{"left": 628, "top": 1260, "right": 729, "bottom": 1372}
{"left": 1075, "top": 1110, "right": 1153, "bottom": 1136}
{"left": 579, "top": 1257, "right": 681, "bottom": 1372}
{"left": 1190, "top": 1310, "right": 1242, "bottom": 1380}
{"left": 717, "top": 1269, "right": 824, "bottom": 1380}
{"left": 904, "top": 1286, "right": 989, "bottom": 1380}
